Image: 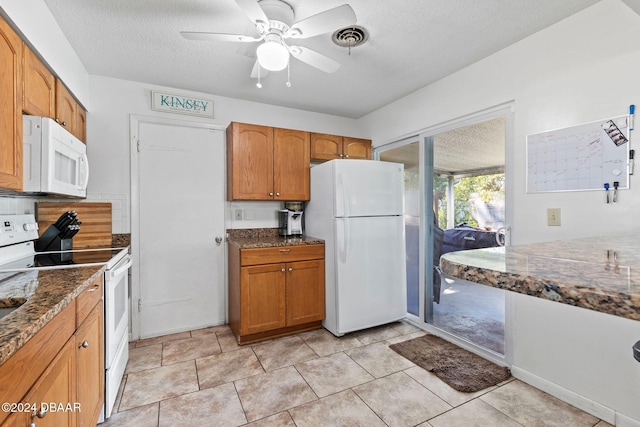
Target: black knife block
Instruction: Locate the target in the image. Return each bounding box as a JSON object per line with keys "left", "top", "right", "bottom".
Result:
{"left": 35, "top": 224, "right": 73, "bottom": 252}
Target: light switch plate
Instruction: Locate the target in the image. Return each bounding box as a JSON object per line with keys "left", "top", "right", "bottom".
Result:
{"left": 547, "top": 208, "right": 561, "bottom": 226}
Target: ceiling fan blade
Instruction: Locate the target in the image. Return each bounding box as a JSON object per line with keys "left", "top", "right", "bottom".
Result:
{"left": 181, "top": 31, "right": 261, "bottom": 42}
{"left": 289, "top": 45, "right": 340, "bottom": 73}
{"left": 250, "top": 60, "right": 270, "bottom": 78}
{"left": 234, "top": 0, "right": 269, "bottom": 27}
{"left": 285, "top": 4, "right": 356, "bottom": 39}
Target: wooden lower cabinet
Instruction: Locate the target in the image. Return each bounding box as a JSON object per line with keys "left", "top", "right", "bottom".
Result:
{"left": 240, "top": 264, "right": 286, "bottom": 335}
{"left": 0, "top": 276, "right": 104, "bottom": 427}
{"left": 24, "top": 339, "right": 77, "bottom": 427}
{"left": 75, "top": 301, "right": 104, "bottom": 427}
{"left": 1, "top": 339, "right": 76, "bottom": 427}
{"left": 229, "top": 244, "right": 325, "bottom": 344}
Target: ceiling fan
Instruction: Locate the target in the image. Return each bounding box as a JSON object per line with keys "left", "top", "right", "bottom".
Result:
{"left": 181, "top": 0, "right": 356, "bottom": 80}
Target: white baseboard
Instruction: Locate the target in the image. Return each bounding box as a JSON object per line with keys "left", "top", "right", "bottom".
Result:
{"left": 511, "top": 366, "right": 640, "bottom": 426}
{"left": 616, "top": 413, "right": 640, "bottom": 427}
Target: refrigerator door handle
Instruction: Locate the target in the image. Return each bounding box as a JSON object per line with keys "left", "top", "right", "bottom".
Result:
{"left": 337, "top": 219, "right": 348, "bottom": 263}
{"left": 343, "top": 179, "right": 350, "bottom": 218}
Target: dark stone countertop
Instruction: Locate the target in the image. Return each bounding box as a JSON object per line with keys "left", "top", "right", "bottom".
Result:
{"left": 440, "top": 234, "right": 640, "bottom": 321}
{"left": 0, "top": 265, "right": 105, "bottom": 366}
{"left": 227, "top": 228, "right": 324, "bottom": 249}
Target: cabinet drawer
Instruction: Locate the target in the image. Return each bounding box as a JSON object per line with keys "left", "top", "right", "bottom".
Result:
{"left": 240, "top": 244, "right": 324, "bottom": 266}
{"left": 76, "top": 275, "right": 103, "bottom": 326}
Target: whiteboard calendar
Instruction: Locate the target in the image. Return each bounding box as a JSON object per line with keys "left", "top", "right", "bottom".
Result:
{"left": 526, "top": 115, "right": 629, "bottom": 193}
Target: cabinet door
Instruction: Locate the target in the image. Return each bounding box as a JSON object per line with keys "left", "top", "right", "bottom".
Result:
{"left": 75, "top": 106, "right": 87, "bottom": 143}
{"left": 0, "top": 17, "right": 23, "bottom": 191}
{"left": 343, "top": 137, "right": 371, "bottom": 160}
{"left": 274, "top": 128, "right": 310, "bottom": 201}
{"left": 240, "top": 264, "right": 286, "bottom": 335}
{"left": 55, "top": 79, "right": 76, "bottom": 135}
{"left": 23, "top": 47, "right": 55, "bottom": 118}
{"left": 310, "top": 133, "right": 343, "bottom": 161}
{"left": 23, "top": 338, "right": 76, "bottom": 427}
{"left": 286, "top": 260, "right": 325, "bottom": 326}
{"left": 227, "top": 122, "right": 274, "bottom": 200}
{"left": 76, "top": 301, "right": 104, "bottom": 427}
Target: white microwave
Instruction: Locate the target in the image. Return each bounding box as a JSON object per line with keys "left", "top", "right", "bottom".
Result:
{"left": 23, "top": 115, "right": 89, "bottom": 198}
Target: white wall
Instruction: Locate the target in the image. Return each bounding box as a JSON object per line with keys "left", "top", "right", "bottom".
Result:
{"left": 359, "top": 0, "right": 640, "bottom": 246}
{"left": 88, "top": 75, "right": 360, "bottom": 231}
{"left": 358, "top": 1, "right": 640, "bottom": 423}
{"left": 0, "top": 0, "right": 90, "bottom": 107}
{"left": 511, "top": 294, "right": 640, "bottom": 425}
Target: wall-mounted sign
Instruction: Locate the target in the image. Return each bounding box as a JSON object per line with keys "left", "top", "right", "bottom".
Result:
{"left": 151, "top": 91, "right": 214, "bottom": 118}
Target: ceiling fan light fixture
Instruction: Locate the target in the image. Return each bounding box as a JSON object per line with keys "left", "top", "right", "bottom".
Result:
{"left": 257, "top": 35, "right": 289, "bottom": 71}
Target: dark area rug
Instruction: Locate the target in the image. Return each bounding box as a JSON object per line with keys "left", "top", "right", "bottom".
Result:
{"left": 389, "top": 334, "right": 511, "bottom": 393}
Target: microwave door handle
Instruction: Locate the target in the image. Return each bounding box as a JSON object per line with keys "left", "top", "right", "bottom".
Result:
{"left": 80, "top": 152, "right": 89, "bottom": 189}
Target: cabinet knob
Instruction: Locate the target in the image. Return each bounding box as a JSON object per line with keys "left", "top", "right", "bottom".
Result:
{"left": 288, "top": 267, "right": 293, "bottom": 272}
{"left": 80, "top": 340, "right": 89, "bottom": 348}
{"left": 345, "top": 155, "right": 349, "bottom": 158}
{"left": 339, "top": 153, "right": 344, "bottom": 157}
{"left": 281, "top": 268, "right": 285, "bottom": 272}
{"left": 32, "top": 406, "right": 47, "bottom": 419}
{"left": 276, "top": 192, "right": 280, "bottom": 197}
{"left": 269, "top": 192, "right": 274, "bottom": 197}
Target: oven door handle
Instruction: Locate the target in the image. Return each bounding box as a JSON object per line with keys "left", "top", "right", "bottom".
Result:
{"left": 109, "top": 256, "right": 132, "bottom": 278}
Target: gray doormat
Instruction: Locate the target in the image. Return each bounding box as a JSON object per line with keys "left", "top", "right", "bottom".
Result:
{"left": 389, "top": 334, "right": 511, "bottom": 393}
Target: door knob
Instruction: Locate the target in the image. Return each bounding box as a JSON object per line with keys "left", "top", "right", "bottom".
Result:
{"left": 215, "top": 236, "right": 223, "bottom": 244}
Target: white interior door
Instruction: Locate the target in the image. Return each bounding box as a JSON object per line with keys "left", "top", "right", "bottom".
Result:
{"left": 131, "top": 116, "right": 225, "bottom": 339}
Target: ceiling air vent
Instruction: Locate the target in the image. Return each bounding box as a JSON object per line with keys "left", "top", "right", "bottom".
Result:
{"left": 332, "top": 25, "right": 369, "bottom": 54}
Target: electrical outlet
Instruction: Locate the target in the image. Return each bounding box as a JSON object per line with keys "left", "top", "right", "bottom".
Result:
{"left": 547, "top": 208, "right": 561, "bottom": 226}
{"left": 234, "top": 209, "right": 244, "bottom": 220}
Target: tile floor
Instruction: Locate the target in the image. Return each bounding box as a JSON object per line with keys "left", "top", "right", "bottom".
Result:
{"left": 102, "top": 322, "right": 613, "bottom": 427}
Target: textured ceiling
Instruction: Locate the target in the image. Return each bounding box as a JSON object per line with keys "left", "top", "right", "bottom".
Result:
{"left": 379, "top": 117, "right": 505, "bottom": 174}
{"left": 43, "top": 0, "right": 601, "bottom": 118}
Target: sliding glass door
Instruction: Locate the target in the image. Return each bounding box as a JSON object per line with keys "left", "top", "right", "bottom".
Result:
{"left": 377, "top": 108, "right": 511, "bottom": 357}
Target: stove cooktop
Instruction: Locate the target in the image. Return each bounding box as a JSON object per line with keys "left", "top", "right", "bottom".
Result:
{"left": 0, "top": 247, "right": 128, "bottom": 273}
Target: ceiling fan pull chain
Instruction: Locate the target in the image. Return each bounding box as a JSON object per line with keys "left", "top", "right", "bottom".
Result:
{"left": 286, "top": 61, "right": 292, "bottom": 88}
{"left": 256, "top": 65, "right": 262, "bottom": 89}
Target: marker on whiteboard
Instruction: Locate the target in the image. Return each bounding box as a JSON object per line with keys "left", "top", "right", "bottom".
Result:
{"left": 604, "top": 183, "right": 610, "bottom": 203}
{"left": 630, "top": 149, "right": 635, "bottom": 175}
{"left": 630, "top": 105, "right": 635, "bottom": 131}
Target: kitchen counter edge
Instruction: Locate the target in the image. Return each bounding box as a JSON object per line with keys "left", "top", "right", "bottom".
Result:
{"left": 440, "top": 240, "right": 640, "bottom": 321}
{"left": 0, "top": 265, "right": 106, "bottom": 366}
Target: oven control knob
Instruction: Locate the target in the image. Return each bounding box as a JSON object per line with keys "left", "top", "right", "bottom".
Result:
{"left": 23, "top": 223, "right": 38, "bottom": 231}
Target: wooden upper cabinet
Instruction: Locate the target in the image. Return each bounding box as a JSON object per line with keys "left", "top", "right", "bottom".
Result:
{"left": 227, "top": 122, "right": 274, "bottom": 200}
{"left": 310, "top": 133, "right": 342, "bottom": 161}
{"left": 23, "top": 47, "right": 55, "bottom": 117}
{"left": 310, "top": 133, "right": 371, "bottom": 161}
{"left": 0, "top": 17, "right": 23, "bottom": 191}
{"left": 343, "top": 137, "right": 372, "bottom": 160}
{"left": 55, "top": 79, "right": 77, "bottom": 132}
{"left": 76, "top": 106, "right": 87, "bottom": 142}
{"left": 273, "top": 128, "right": 310, "bottom": 201}
{"left": 227, "top": 122, "right": 310, "bottom": 201}
{"left": 55, "top": 79, "right": 86, "bottom": 143}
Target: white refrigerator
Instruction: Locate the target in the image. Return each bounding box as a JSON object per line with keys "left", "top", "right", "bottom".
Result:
{"left": 305, "top": 159, "right": 407, "bottom": 336}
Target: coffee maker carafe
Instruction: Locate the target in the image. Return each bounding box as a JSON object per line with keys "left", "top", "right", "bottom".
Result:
{"left": 278, "top": 202, "right": 303, "bottom": 236}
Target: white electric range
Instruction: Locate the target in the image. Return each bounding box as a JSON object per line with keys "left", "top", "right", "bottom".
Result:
{"left": 0, "top": 214, "right": 131, "bottom": 421}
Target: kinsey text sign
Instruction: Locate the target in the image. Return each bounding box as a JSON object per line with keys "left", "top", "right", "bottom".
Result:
{"left": 151, "top": 91, "right": 214, "bottom": 118}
